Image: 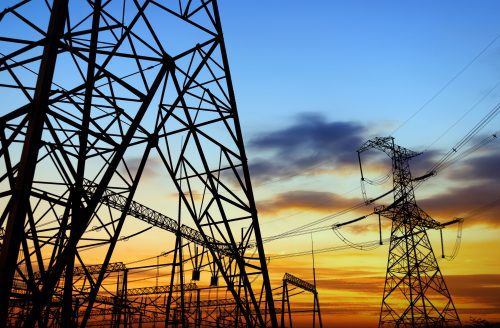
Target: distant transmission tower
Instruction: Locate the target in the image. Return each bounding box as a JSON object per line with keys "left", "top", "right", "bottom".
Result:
{"left": 358, "top": 137, "right": 461, "bottom": 327}
{"left": 0, "top": 1, "right": 277, "bottom": 326}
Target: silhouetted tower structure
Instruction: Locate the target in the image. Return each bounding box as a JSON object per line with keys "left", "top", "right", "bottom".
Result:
{"left": 0, "top": 0, "right": 277, "bottom": 326}
{"left": 357, "top": 137, "right": 460, "bottom": 328}
{"left": 280, "top": 273, "right": 322, "bottom": 328}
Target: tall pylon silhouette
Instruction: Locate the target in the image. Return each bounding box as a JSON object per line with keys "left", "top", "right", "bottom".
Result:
{"left": 0, "top": 1, "right": 277, "bottom": 326}
{"left": 358, "top": 137, "right": 461, "bottom": 327}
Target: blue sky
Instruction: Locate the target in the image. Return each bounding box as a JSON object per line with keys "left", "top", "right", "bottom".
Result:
{"left": 211, "top": 3, "right": 500, "bottom": 323}
{"left": 1, "top": 1, "right": 499, "bottom": 325}
{"left": 218, "top": 0, "right": 500, "bottom": 150}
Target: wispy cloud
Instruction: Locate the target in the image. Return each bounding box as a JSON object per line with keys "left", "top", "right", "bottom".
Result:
{"left": 257, "top": 190, "right": 364, "bottom": 215}
{"left": 448, "top": 150, "right": 500, "bottom": 183}
{"left": 121, "top": 155, "right": 164, "bottom": 181}
{"left": 447, "top": 274, "right": 500, "bottom": 307}
{"left": 248, "top": 113, "right": 369, "bottom": 182}
{"left": 420, "top": 150, "right": 500, "bottom": 225}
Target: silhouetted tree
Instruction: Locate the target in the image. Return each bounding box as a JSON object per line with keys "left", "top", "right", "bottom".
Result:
{"left": 466, "top": 317, "right": 500, "bottom": 328}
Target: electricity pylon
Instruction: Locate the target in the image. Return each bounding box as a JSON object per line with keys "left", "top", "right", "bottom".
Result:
{"left": 0, "top": 1, "right": 277, "bottom": 326}
{"left": 358, "top": 137, "right": 461, "bottom": 327}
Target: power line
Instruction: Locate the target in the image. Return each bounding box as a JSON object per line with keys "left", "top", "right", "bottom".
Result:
{"left": 425, "top": 79, "right": 500, "bottom": 151}
{"left": 421, "top": 102, "right": 500, "bottom": 178}
{"left": 263, "top": 104, "right": 499, "bottom": 245}
{"left": 392, "top": 33, "right": 500, "bottom": 135}
{"left": 270, "top": 238, "right": 391, "bottom": 260}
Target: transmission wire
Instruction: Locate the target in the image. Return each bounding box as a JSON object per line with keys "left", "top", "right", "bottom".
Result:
{"left": 392, "top": 32, "right": 500, "bottom": 134}
{"left": 425, "top": 79, "right": 500, "bottom": 151}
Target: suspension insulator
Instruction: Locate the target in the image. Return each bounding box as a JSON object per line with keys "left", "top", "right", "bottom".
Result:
{"left": 192, "top": 269, "right": 201, "bottom": 281}
{"left": 210, "top": 275, "right": 219, "bottom": 287}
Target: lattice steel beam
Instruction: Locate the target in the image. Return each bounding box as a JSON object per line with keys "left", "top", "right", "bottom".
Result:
{"left": 85, "top": 179, "right": 239, "bottom": 256}
{"left": 283, "top": 273, "right": 316, "bottom": 294}
{"left": 126, "top": 283, "right": 197, "bottom": 297}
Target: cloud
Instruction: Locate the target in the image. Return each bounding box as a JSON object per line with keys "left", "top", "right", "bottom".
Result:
{"left": 420, "top": 184, "right": 499, "bottom": 224}
{"left": 419, "top": 151, "right": 500, "bottom": 225}
{"left": 315, "top": 276, "right": 383, "bottom": 294}
{"left": 445, "top": 274, "right": 500, "bottom": 317}
{"left": 448, "top": 150, "right": 500, "bottom": 183}
{"left": 257, "top": 190, "right": 364, "bottom": 215}
{"left": 290, "top": 273, "right": 500, "bottom": 318}
{"left": 409, "top": 149, "right": 442, "bottom": 177}
{"left": 248, "top": 113, "right": 369, "bottom": 182}
{"left": 279, "top": 272, "right": 500, "bottom": 321}
{"left": 121, "top": 155, "right": 163, "bottom": 180}
{"left": 447, "top": 274, "right": 500, "bottom": 303}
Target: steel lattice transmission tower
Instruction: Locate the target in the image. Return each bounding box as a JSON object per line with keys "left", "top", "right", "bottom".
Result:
{"left": 0, "top": 0, "right": 277, "bottom": 326}
{"left": 358, "top": 137, "right": 461, "bottom": 328}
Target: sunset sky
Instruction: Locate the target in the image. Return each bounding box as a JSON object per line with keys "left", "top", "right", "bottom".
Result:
{"left": 2, "top": 0, "right": 500, "bottom": 327}
{"left": 218, "top": 1, "right": 500, "bottom": 326}
{"left": 96, "top": 1, "right": 500, "bottom": 326}
{"left": 109, "top": 1, "right": 500, "bottom": 326}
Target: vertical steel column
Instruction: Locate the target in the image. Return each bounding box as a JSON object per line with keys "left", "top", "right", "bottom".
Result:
{"left": 62, "top": 1, "right": 102, "bottom": 326}
{"left": 314, "top": 292, "right": 323, "bottom": 328}
{"left": 0, "top": 1, "right": 68, "bottom": 325}
{"left": 195, "top": 289, "right": 201, "bottom": 328}
{"left": 280, "top": 283, "right": 286, "bottom": 328}
{"left": 165, "top": 232, "right": 181, "bottom": 327}
{"left": 286, "top": 284, "right": 292, "bottom": 328}
{"left": 212, "top": 2, "right": 278, "bottom": 325}
{"left": 122, "top": 269, "right": 128, "bottom": 328}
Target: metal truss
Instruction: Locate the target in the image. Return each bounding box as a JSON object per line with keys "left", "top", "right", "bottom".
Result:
{"left": 283, "top": 273, "right": 316, "bottom": 294}
{"left": 0, "top": 0, "right": 277, "bottom": 326}
{"left": 358, "top": 137, "right": 461, "bottom": 327}
{"left": 86, "top": 179, "right": 241, "bottom": 256}
{"left": 280, "top": 273, "right": 323, "bottom": 328}
{"left": 126, "top": 283, "right": 197, "bottom": 296}
{"left": 33, "top": 262, "right": 126, "bottom": 280}
{"left": 181, "top": 297, "right": 242, "bottom": 309}
{"left": 178, "top": 297, "right": 244, "bottom": 327}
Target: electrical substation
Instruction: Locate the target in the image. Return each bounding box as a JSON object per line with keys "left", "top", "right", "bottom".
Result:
{"left": 1, "top": 1, "right": 499, "bottom": 327}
